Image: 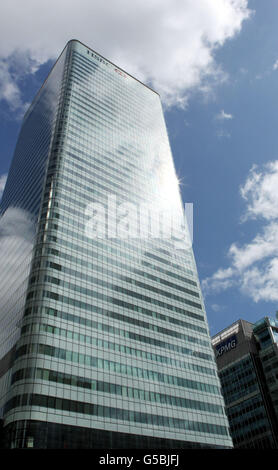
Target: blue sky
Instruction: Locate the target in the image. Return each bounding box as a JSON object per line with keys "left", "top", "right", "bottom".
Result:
{"left": 1, "top": 0, "right": 278, "bottom": 336}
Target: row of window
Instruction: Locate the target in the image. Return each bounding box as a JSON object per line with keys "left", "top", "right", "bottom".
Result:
{"left": 66, "top": 147, "right": 128, "bottom": 185}
{"left": 230, "top": 412, "right": 268, "bottom": 432}
{"left": 38, "top": 272, "right": 207, "bottom": 347}
{"left": 11, "top": 367, "right": 223, "bottom": 415}
{"left": 35, "top": 290, "right": 212, "bottom": 361}
{"left": 66, "top": 112, "right": 140, "bottom": 153}
{"left": 68, "top": 72, "right": 122, "bottom": 122}
{"left": 222, "top": 379, "right": 259, "bottom": 406}
{"left": 49, "top": 157, "right": 160, "bottom": 222}
{"left": 227, "top": 396, "right": 264, "bottom": 421}
{"left": 67, "top": 103, "right": 154, "bottom": 156}
{"left": 38, "top": 232, "right": 202, "bottom": 316}
{"left": 63, "top": 137, "right": 180, "bottom": 233}
{"left": 256, "top": 330, "right": 273, "bottom": 350}
{"left": 62, "top": 134, "right": 184, "bottom": 230}
{"left": 52, "top": 139, "right": 138, "bottom": 200}
{"left": 221, "top": 367, "right": 256, "bottom": 392}
{"left": 261, "top": 349, "right": 276, "bottom": 362}
{"left": 63, "top": 152, "right": 129, "bottom": 199}
{"left": 231, "top": 415, "right": 269, "bottom": 437}
{"left": 66, "top": 98, "right": 149, "bottom": 176}
{"left": 15, "top": 342, "right": 220, "bottom": 395}
{"left": 45, "top": 154, "right": 194, "bottom": 278}
{"left": 43, "top": 172, "right": 195, "bottom": 279}
{"left": 68, "top": 94, "right": 160, "bottom": 150}
{"left": 4, "top": 393, "right": 229, "bottom": 436}
{"left": 36, "top": 266, "right": 207, "bottom": 346}
{"left": 41, "top": 235, "right": 203, "bottom": 324}
{"left": 48, "top": 188, "right": 185, "bottom": 248}
{"left": 233, "top": 425, "right": 272, "bottom": 446}
{"left": 38, "top": 226, "right": 199, "bottom": 304}
{"left": 41, "top": 187, "right": 195, "bottom": 282}
{"left": 69, "top": 88, "right": 123, "bottom": 129}
{"left": 66, "top": 107, "right": 144, "bottom": 171}
{"left": 68, "top": 111, "right": 135, "bottom": 159}
{"left": 67, "top": 140, "right": 140, "bottom": 177}
{"left": 220, "top": 366, "right": 254, "bottom": 387}
{"left": 66, "top": 123, "right": 157, "bottom": 187}
{"left": 67, "top": 93, "right": 136, "bottom": 142}
{"left": 73, "top": 50, "right": 158, "bottom": 116}
{"left": 39, "top": 236, "right": 198, "bottom": 318}
{"left": 45, "top": 167, "right": 194, "bottom": 272}
{"left": 219, "top": 357, "right": 253, "bottom": 378}
{"left": 35, "top": 236, "right": 202, "bottom": 327}
{"left": 72, "top": 52, "right": 152, "bottom": 113}
{"left": 69, "top": 97, "right": 133, "bottom": 138}
{"left": 23, "top": 307, "right": 215, "bottom": 376}
{"left": 40, "top": 265, "right": 202, "bottom": 319}
{"left": 35, "top": 246, "right": 204, "bottom": 339}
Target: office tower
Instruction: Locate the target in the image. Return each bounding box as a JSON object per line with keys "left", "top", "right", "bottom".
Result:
{"left": 0, "top": 40, "right": 232, "bottom": 449}
{"left": 253, "top": 316, "right": 278, "bottom": 434}
{"left": 212, "top": 319, "right": 278, "bottom": 448}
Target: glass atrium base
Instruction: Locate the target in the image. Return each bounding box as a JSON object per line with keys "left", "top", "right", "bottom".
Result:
{"left": 2, "top": 420, "right": 230, "bottom": 449}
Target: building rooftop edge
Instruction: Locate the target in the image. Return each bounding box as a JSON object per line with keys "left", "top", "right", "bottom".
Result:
{"left": 22, "top": 39, "right": 160, "bottom": 122}
{"left": 212, "top": 318, "right": 254, "bottom": 340}
{"left": 67, "top": 39, "right": 160, "bottom": 96}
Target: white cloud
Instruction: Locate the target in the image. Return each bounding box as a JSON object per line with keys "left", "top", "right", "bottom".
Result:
{"left": 0, "top": 0, "right": 251, "bottom": 111}
{"left": 211, "top": 303, "right": 226, "bottom": 312}
{"left": 202, "top": 267, "right": 236, "bottom": 293}
{"left": 0, "top": 61, "right": 23, "bottom": 112}
{"left": 0, "top": 208, "right": 35, "bottom": 356}
{"left": 240, "top": 161, "right": 278, "bottom": 221}
{"left": 216, "top": 109, "right": 234, "bottom": 120}
{"left": 202, "top": 161, "right": 278, "bottom": 303}
{"left": 0, "top": 173, "right": 7, "bottom": 199}
{"left": 273, "top": 59, "right": 278, "bottom": 70}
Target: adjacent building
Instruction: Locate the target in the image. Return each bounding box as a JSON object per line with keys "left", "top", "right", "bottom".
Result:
{"left": 0, "top": 40, "right": 232, "bottom": 449}
{"left": 212, "top": 317, "right": 278, "bottom": 448}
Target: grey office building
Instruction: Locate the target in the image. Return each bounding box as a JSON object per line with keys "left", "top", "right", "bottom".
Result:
{"left": 0, "top": 40, "right": 232, "bottom": 449}
{"left": 212, "top": 317, "right": 278, "bottom": 448}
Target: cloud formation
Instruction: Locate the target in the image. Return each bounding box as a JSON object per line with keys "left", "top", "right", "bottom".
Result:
{"left": 0, "top": 0, "right": 251, "bottom": 111}
{"left": 202, "top": 161, "right": 278, "bottom": 303}
{"left": 0, "top": 173, "right": 7, "bottom": 200}
{"left": 216, "top": 109, "right": 234, "bottom": 120}
{"left": 0, "top": 208, "right": 35, "bottom": 356}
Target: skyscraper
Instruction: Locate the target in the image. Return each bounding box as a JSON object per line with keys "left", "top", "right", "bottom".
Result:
{"left": 212, "top": 318, "right": 278, "bottom": 448}
{"left": 0, "top": 40, "right": 232, "bottom": 449}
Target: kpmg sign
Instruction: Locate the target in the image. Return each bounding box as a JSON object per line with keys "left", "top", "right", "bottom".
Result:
{"left": 215, "top": 335, "right": 237, "bottom": 357}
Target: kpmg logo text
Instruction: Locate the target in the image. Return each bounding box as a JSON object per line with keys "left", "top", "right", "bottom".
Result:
{"left": 215, "top": 335, "right": 237, "bottom": 358}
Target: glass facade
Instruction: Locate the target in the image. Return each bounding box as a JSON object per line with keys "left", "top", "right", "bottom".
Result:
{"left": 0, "top": 40, "right": 232, "bottom": 449}
{"left": 213, "top": 319, "right": 278, "bottom": 449}
{"left": 253, "top": 316, "right": 278, "bottom": 432}
{"left": 218, "top": 356, "right": 275, "bottom": 448}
